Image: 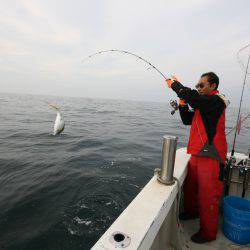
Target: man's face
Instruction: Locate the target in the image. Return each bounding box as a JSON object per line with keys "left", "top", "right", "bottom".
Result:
{"left": 195, "top": 76, "right": 217, "bottom": 95}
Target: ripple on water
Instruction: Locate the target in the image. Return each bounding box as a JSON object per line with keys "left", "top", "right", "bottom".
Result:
{"left": 62, "top": 193, "right": 124, "bottom": 238}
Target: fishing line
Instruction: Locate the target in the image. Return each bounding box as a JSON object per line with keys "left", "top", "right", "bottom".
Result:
{"left": 81, "top": 49, "right": 168, "bottom": 80}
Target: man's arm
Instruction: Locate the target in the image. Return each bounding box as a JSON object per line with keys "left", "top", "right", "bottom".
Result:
{"left": 179, "top": 104, "right": 194, "bottom": 125}
{"left": 171, "top": 81, "right": 225, "bottom": 112}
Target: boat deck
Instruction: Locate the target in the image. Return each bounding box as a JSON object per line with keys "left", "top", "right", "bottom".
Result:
{"left": 181, "top": 218, "right": 250, "bottom": 250}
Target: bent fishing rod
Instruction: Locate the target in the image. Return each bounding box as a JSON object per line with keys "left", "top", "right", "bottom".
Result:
{"left": 231, "top": 44, "right": 250, "bottom": 156}
{"left": 224, "top": 44, "right": 250, "bottom": 196}
{"left": 82, "top": 49, "right": 168, "bottom": 80}
{"left": 83, "top": 48, "right": 250, "bottom": 196}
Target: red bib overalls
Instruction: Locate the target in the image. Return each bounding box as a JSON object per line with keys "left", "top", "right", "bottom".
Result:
{"left": 184, "top": 90, "right": 227, "bottom": 240}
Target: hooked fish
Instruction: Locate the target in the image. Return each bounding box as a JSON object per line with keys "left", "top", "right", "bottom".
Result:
{"left": 48, "top": 103, "right": 65, "bottom": 135}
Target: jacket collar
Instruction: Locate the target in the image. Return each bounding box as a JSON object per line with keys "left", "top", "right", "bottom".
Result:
{"left": 208, "top": 89, "right": 219, "bottom": 95}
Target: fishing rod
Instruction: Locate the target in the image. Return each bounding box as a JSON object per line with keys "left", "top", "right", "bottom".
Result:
{"left": 224, "top": 44, "right": 250, "bottom": 196}
{"left": 242, "top": 150, "right": 250, "bottom": 197}
{"left": 81, "top": 49, "right": 168, "bottom": 80}
{"left": 231, "top": 45, "right": 250, "bottom": 156}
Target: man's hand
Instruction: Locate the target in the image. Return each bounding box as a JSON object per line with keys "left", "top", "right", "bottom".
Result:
{"left": 165, "top": 75, "right": 180, "bottom": 88}
{"left": 179, "top": 99, "right": 186, "bottom": 106}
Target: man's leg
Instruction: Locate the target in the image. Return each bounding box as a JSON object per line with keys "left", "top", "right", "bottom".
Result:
{"left": 183, "top": 155, "right": 199, "bottom": 217}
{"left": 197, "top": 156, "right": 223, "bottom": 240}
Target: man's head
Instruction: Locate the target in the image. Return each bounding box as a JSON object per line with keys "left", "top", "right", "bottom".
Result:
{"left": 196, "top": 72, "right": 219, "bottom": 95}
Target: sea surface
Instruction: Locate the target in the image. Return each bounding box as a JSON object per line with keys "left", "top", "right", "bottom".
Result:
{"left": 0, "top": 93, "right": 249, "bottom": 250}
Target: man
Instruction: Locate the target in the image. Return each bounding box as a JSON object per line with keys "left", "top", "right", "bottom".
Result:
{"left": 166, "top": 72, "right": 229, "bottom": 244}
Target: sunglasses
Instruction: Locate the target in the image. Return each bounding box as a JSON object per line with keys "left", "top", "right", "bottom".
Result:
{"left": 195, "top": 83, "right": 205, "bottom": 89}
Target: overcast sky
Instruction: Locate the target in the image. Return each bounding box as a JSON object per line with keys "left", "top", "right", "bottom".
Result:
{"left": 1, "top": 0, "right": 250, "bottom": 106}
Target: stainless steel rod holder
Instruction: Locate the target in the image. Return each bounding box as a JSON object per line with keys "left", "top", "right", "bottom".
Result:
{"left": 155, "top": 135, "right": 178, "bottom": 185}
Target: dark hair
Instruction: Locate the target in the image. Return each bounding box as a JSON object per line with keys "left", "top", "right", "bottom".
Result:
{"left": 201, "top": 72, "right": 219, "bottom": 89}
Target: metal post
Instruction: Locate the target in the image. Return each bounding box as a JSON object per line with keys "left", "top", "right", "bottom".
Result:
{"left": 155, "top": 135, "right": 178, "bottom": 185}
{"left": 242, "top": 149, "right": 250, "bottom": 197}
